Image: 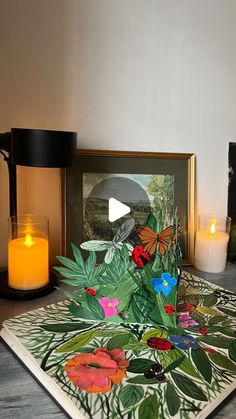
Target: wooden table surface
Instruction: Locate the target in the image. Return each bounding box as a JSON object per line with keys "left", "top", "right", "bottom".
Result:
{"left": 0, "top": 265, "right": 236, "bottom": 419}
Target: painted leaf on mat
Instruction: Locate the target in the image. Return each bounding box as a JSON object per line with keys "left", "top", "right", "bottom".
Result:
{"left": 40, "top": 322, "right": 93, "bottom": 333}
{"left": 163, "top": 355, "right": 185, "bottom": 374}
{"left": 127, "top": 376, "right": 157, "bottom": 385}
{"left": 138, "top": 394, "right": 159, "bottom": 419}
{"left": 170, "top": 371, "right": 208, "bottom": 401}
{"left": 107, "top": 333, "right": 131, "bottom": 351}
{"left": 198, "top": 336, "right": 233, "bottom": 349}
{"left": 229, "top": 340, "right": 236, "bottom": 362}
{"left": 69, "top": 303, "right": 99, "bottom": 320}
{"left": 208, "top": 353, "right": 236, "bottom": 373}
{"left": 127, "top": 358, "right": 155, "bottom": 373}
{"left": 162, "top": 348, "right": 200, "bottom": 379}
{"left": 191, "top": 347, "right": 212, "bottom": 383}
{"left": 56, "top": 329, "right": 98, "bottom": 352}
{"left": 166, "top": 382, "right": 181, "bottom": 416}
{"left": 85, "top": 293, "right": 105, "bottom": 320}
{"left": 202, "top": 293, "right": 218, "bottom": 307}
{"left": 196, "top": 306, "right": 223, "bottom": 316}
{"left": 141, "top": 328, "right": 167, "bottom": 342}
{"left": 217, "top": 306, "right": 236, "bottom": 318}
{"left": 120, "top": 385, "right": 144, "bottom": 409}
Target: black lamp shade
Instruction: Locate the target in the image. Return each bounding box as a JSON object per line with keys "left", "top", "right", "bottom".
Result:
{"left": 11, "top": 128, "right": 77, "bottom": 168}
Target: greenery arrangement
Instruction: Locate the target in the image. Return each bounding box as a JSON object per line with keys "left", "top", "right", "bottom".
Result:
{"left": 54, "top": 210, "right": 182, "bottom": 328}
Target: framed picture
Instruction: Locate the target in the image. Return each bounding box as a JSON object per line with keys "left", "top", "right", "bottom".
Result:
{"left": 61, "top": 149, "right": 195, "bottom": 264}
{"left": 228, "top": 142, "right": 236, "bottom": 262}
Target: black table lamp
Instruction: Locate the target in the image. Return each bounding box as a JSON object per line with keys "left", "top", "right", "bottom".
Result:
{"left": 0, "top": 128, "right": 77, "bottom": 300}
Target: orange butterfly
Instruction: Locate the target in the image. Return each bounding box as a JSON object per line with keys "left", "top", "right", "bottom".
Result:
{"left": 136, "top": 224, "right": 177, "bottom": 256}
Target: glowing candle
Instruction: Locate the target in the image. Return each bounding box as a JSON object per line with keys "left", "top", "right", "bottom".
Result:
{"left": 8, "top": 215, "right": 49, "bottom": 290}
{"left": 194, "top": 215, "right": 230, "bottom": 273}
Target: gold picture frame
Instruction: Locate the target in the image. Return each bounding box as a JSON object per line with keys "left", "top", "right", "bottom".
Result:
{"left": 61, "top": 149, "right": 195, "bottom": 264}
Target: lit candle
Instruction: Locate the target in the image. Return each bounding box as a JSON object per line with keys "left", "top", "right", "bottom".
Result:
{"left": 8, "top": 233, "right": 49, "bottom": 290}
{"left": 194, "top": 215, "right": 230, "bottom": 273}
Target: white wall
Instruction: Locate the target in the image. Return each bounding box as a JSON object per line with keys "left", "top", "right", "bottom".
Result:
{"left": 0, "top": 0, "right": 236, "bottom": 265}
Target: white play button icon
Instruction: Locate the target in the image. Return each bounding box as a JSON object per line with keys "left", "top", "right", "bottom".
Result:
{"left": 108, "top": 198, "right": 131, "bottom": 222}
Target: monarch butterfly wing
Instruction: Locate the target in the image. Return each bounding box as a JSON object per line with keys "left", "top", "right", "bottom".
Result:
{"left": 158, "top": 226, "right": 173, "bottom": 256}
{"left": 136, "top": 225, "right": 158, "bottom": 255}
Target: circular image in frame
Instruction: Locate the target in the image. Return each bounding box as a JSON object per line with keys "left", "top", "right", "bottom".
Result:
{"left": 83, "top": 176, "right": 151, "bottom": 241}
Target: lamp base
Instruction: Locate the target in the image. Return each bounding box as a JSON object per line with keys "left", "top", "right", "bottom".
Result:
{"left": 0, "top": 270, "right": 57, "bottom": 300}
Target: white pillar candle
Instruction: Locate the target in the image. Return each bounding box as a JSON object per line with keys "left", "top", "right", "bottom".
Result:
{"left": 194, "top": 215, "right": 231, "bottom": 273}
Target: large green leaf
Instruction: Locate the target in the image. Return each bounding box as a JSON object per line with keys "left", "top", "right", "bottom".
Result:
{"left": 202, "top": 293, "right": 218, "bottom": 307}
{"left": 171, "top": 371, "right": 208, "bottom": 401}
{"left": 56, "top": 329, "right": 98, "bottom": 352}
{"left": 138, "top": 394, "right": 159, "bottom": 419}
{"left": 196, "top": 307, "right": 223, "bottom": 316}
{"left": 160, "top": 348, "right": 200, "bottom": 379}
{"left": 69, "top": 303, "right": 98, "bottom": 320}
{"left": 191, "top": 347, "right": 212, "bottom": 383}
{"left": 166, "top": 382, "right": 181, "bottom": 416}
{"left": 85, "top": 294, "right": 105, "bottom": 320}
{"left": 71, "top": 243, "right": 85, "bottom": 265}
{"left": 85, "top": 251, "right": 96, "bottom": 273}
{"left": 107, "top": 333, "right": 131, "bottom": 351}
{"left": 127, "top": 358, "right": 155, "bottom": 373}
{"left": 127, "top": 376, "right": 157, "bottom": 385}
{"left": 145, "top": 212, "right": 157, "bottom": 231}
{"left": 229, "top": 340, "right": 236, "bottom": 362}
{"left": 141, "top": 328, "right": 167, "bottom": 342}
{"left": 208, "top": 353, "right": 236, "bottom": 372}
{"left": 131, "top": 287, "right": 155, "bottom": 323}
{"left": 40, "top": 322, "right": 93, "bottom": 333}
{"left": 164, "top": 356, "right": 185, "bottom": 374}
{"left": 56, "top": 255, "right": 83, "bottom": 272}
{"left": 120, "top": 385, "right": 144, "bottom": 409}
{"left": 198, "top": 336, "right": 233, "bottom": 349}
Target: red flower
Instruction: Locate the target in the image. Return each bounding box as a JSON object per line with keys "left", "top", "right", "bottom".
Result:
{"left": 198, "top": 328, "right": 208, "bottom": 336}
{"left": 85, "top": 287, "right": 97, "bottom": 296}
{"left": 164, "top": 305, "right": 176, "bottom": 314}
{"left": 65, "top": 347, "right": 129, "bottom": 393}
{"left": 177, "top": 303, "right": 196, "bottom": 312}
{"left": 132, "top": 245, "right": 150, "bottom": 268}
{"left": 147, "top": 337, "right": 172, "bottom": 351}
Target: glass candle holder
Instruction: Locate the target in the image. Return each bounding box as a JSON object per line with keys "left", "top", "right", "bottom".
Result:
{"left": 8, "top": 214, "right": 49, "bottom": 290}
{"left": 194, "top": 214, "right": 231, "bottom": 273}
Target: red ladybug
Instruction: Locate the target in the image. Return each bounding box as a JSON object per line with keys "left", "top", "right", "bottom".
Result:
{"left": 132, "top": 245, "right": 150, "bottom": 268}
{"left": 85, "top": 287, "right": 97, "bottom": 296}
{"left": 164, "top": 304, "right": 176, "bottom": 314}
{"left": 147, "top": 337, "right": 172, "bottom": 351}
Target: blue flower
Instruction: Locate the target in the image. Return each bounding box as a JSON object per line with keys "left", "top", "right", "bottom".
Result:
{"left": 169, "top": 334, "right": 200, "bottom": 350}
{"left": 151, "top": 273, "right": 177, "bottom": 297}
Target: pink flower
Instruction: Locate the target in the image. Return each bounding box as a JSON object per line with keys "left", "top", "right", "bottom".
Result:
{"left": 177, "top": 313, "right": 191, "bottom": 322}
{"left": 99, "top": 297, "right": 120, "bottom": 317}
{"left": 180, "top": 320, "right": 198, "bottom": 328}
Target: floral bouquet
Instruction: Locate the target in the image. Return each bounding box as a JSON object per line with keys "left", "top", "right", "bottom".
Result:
{"left": 55, "top": 210, "right": 182, "bottom": 328}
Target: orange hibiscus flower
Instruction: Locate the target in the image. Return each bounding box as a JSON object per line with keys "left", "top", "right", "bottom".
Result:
{"left": 64, "top": 347, "right": 129, "bottom": 393}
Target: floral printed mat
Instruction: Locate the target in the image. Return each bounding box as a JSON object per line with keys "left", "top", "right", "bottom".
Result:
{"left": 2, "top": 271, "right": 236, "bottom": 419}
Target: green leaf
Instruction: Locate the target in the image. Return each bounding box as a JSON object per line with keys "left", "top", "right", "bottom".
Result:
{"left": 127, "top": 376, "right": 157, "bottom": 385}
{"left": 229, "top": 340, "right": 236, "bottom": 362}
{"left": 196, "top": 307, "right": 223, "bottom": 316}
{"left": 56, "top": 255, "right": 82, "bottom": 272}
{"left": 120, "top": 385, "right": 144, "bottom": 409}
{"left": 160, "top": 348, "right": 200, "bottom": 379}
{"left": 53, "top": 267, "right": 80, "bottom": 279}
{"left": 138, "top": 394, "right": 159, "bottom": 419}
{"left": 131, "top": 287, "right": 155, "bottom": 323}
{"left": 209, "top": 353, "right": 236, "bottom": 372}
{"left": 69, "top": 303, "right": 98, "bottom": 320}
{"left": 128, "top": 358, "right": 155, "bottom": 373}
{"left": 85, "top": 251, "right": 96, "bottom": 273}
{"left": 40, "top": 322, "right": 93, "bottom": 333}
{"left": 71, "top": 243, "right": 85, "bottom": 266}
{"left": 164, "top": 356, "right": 185, "bottom": 374}
{"left": 145, "top": 212, "right": 157, "bottom": 231}
{"left": 171, "top": 371, "right": 208, "bottom": 401}
{"left": 198, "top": 336, "right": 233, "bottom": 349}
{"left": 56, "top": 329, "right": 98, "bottom": 352}
{"left": 191, "top": 347, "right": 212, "bottom": 383}
{"left": 85, "top": 294, "right": 105, "bottom": 320}
{"left": 184, "top": 295, "right": 199, "bottom": 306}
{"left": 166, "top": 382, "right": 181, "bottom": 416}
{"left": 141, "top": 328, "right": 167, "bottom": 342}
{"left": 208, "top": 316, "right": 226, "bottom": 325}
{"left": 107, "top": 333, "right": 131, "bottom": 350}
{"left": 217, "top": 307, "right": 236, "bottom": 318}
{"left": 104, "top": 247, "right": 116, "bottom": 264}
{"left": 80, "top": 240, "right": 112, "bottom": 251}
{"left": 190, "top": 310, "right": 206, "bottom": 327}
{"left": 203, "top": 293, "right": 218, "bottom": 307}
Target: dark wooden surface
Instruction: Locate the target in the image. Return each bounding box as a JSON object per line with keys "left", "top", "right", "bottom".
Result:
{"left": 0, "top": 264, "right": 236, "bottom": 418}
